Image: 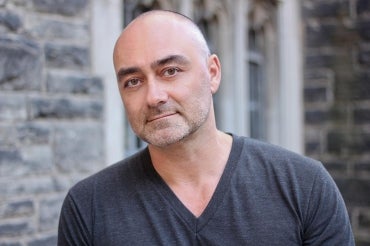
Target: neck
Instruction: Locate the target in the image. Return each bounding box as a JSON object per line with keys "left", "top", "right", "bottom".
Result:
{"left": 148, "top": 129, "right": 232, "bottom": 185}
{"left": 148, "top": 129, "right": 232, "bottom": 217}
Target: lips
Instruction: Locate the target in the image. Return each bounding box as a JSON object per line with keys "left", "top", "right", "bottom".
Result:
{"left": 147, "top": 112, "right": 177, "bottom": 122}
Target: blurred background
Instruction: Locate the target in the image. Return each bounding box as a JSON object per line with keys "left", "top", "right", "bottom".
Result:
{"left": 0, "top": 0, "right": 369, "bottom": 245}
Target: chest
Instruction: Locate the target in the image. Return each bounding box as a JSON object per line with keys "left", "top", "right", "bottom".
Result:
{"left": 92, "top": 182, "right": 303, "bottom": 246}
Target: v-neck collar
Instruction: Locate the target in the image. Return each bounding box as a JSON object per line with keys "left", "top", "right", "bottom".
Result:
{"left": 142, "top": 134, "right": 244, "bottom": 233}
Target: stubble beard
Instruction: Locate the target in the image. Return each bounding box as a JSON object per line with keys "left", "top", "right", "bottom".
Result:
{"left": 132, "top": 100, "right": 211, "bottom": 148}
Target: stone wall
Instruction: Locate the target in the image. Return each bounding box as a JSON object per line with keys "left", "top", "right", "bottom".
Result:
{"left": 1, "top": 0, "right": 369, "bottom": 245}
{"left": 303, "top": 0, "right": 370, "bottom": 244}
{"left": 0, "top": 0, "right": 105, "bottom": 245}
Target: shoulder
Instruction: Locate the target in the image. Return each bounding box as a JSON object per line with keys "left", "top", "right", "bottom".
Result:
{"left": 234, "top": 134, "right": 320, "bottom": 165}
{"left": 232, "top": 134, "right": 327, "bottom": 183}
{"left": 68, "top": 148, "right": 150, "bottom": 197}
{"left": 231, "top": 135, "right": 354, "bottom": 244}
{"left": 232, "top": 135, "right": 343, "bottom": 207}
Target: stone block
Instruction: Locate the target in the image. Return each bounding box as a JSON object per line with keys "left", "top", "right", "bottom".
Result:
{"left": 304, "top": 69, "right": 334, "bottom": 82}
{"left": 350, "top": 73, "right": 370, "bottom": 100}
{"left": 0, "top": 0, "right": 7, "bottom": 7}
{"left": 357, "top": 0, "right": 370, "bottom": 15}
{"left": 358, "top": 48, "right": 370, "bottom": 67}
{"left": 349, "top": 132, "right": 370, "bottom": 155}
{"left": 359, "top": 210, "right": 370, "bottom": 229}
{"left": 0, "top": 9, "right": 22, "bottom": 31}
{"left": 328, "top": 129, "right": 370, "bottom": 155}
{"left": 16, "top": 122, "right": 51, "bottom": 145}
{"left": 29, "top": 17, "right": 89, "bottom": 41}
{"left": 354, "top": 162, "right": 370, "bottom": 175}
{"left": 354, "top": 108, "right": 370, "bottom": 124}
{"left": 304, "top": 87, "right": 328, "bottom": 102}
{"left": 305, "top": 1, "right": 348, "bottom": 18}
{"left": 0, "top": 145, "right": 53, "bottom": 177}
{"left": 0, "top": 37, "right": 42, "bottom": 91}
{"left": 20, "top": 145, "right": 54, "bottom": 173}
{"left": 44, "top": 43, "right": 89, "bottom": 70}
{"left": 0, "top": 124, "right": 17, "bottom": 147}
{"left": 306, "top": 51, "right": 351, "bottom": 72}
{"left": 323, "top": 161, "right": 348, "bottom": 175}
{"left": 305, "top": 53, "right": 334, "bottom": 68}
{"left": 305, "top": 23, "right": 334, "bottom": 47}
{"left": 329, "top": 105, "right": 348, "bottom": 123}
{"left": 54, "top": 123, "right": 104, "bottom": 173}
{"left": 0, "top": 242, "right": 22, "bottom": 246}
{"left": 47, "top": 73, "right": 103, "bottom": 95}
{"left": 305, "top": 141, "right": 321, "bottom": 155}
{"left": 28, "top": 96, "right": 103, "bottom": 119}
{"left": 0, "top": 220, "right": 33, "bottom": 237}
{"left": 1, "top": 199, "right": 34, "bottom": 219}
{"left": 355, "top": 240, "right": 370, "bottom": 246}
{"left": 305, "top": 110, "right": 328, "bottom": 124}
{"left": 358, "top": 20, "right": 370, "bottom": 41}
{"left": 27, "top": 235, "right": 57, "bottom": 246}
{"left": 335, "top": 178, "right": 370, "bottom": 206}
{"left": 0, "top": 149, "right": 23, "bottom": 176}
{"left": 335, "top": 78, "right": 353, "bottom": 102}
{"left": 11, "top": 0, "right": 28, "bottom": 6}
{"left": 306, "top": 22, "right": 356, "bottom": 48}
{"left": 0, "top": 176, "right": 60, "bottom": 197}
{"left": 32, "top": 0, "right": 88, "bottom": 16}
{"left": 327, "top": 130, "right": 346, "bottom": 154}
{"left": 39, "top": 196, "right": 64, "bottom": 232}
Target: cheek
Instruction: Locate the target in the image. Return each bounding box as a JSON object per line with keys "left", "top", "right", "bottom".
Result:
{"left": 178, "top": 73, "right": 209, "bottom": 96}
{"left": 122, "top": 98, "right": 140, "bottom": 120}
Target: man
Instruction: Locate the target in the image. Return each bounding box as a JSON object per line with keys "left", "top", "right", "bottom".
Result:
{"left": 58, "top": 10, "right": 354, "bottom": 245}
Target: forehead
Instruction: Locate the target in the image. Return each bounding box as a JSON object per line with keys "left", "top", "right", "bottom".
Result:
{"left": 113, "top": 14, "right": 203, "bottom": 68}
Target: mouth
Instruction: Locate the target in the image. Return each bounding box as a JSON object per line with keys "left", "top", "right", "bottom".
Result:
{"left": 147, "top": 112, "right": 177, "bottom": 122}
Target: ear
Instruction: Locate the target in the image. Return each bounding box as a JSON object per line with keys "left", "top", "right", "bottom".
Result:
{"left": 207, "top": 54, "right": 222, "bottom": 94}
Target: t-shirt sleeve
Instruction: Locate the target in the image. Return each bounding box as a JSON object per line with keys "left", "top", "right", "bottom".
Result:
{"left": 58, "top": 192, "right": 92, "bottom": 246}
{"left": 302, "top": 164, "right": 354, "bottom": 245}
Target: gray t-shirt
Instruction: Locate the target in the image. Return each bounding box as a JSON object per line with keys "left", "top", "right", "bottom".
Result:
{"left": 58, "top": 135, "right": 354, "bottom": 245}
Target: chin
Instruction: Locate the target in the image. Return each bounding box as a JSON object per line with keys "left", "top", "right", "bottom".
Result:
{"left": 144, "top": 128, "right": 191, "bottom": 148}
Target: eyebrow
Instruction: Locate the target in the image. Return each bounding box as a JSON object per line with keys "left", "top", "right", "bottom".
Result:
{"left": 150, "top": 54, "right": 190, "bottom": 69}
{"left": 116, "top": 67, "right": 142, "bottom": 81}
{"left": 116, "top": 54, "right": 190, "bottom": 80}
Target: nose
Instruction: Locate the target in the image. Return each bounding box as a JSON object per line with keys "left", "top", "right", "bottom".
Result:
{"left": 146, "top": 80, "right": 168, "bottom": 107}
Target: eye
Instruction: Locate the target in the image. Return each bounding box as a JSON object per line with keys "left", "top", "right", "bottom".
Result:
{"left": 163, "top": 67, "right": 180, "bottom": 77}
{"left": 124, "top": 78, "right": 142, "bottom": 88}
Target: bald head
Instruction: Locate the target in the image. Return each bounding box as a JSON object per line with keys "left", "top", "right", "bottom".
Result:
{"left": 129, "top": 10, "right": 209, "bottom": 52}
{"left": 113, "top": 10, "right": 211, "bottom": 70}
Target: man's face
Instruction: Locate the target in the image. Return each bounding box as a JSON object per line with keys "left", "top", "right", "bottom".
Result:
{"left": 114, "top": 16, "right": 220, "bottom": 147}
